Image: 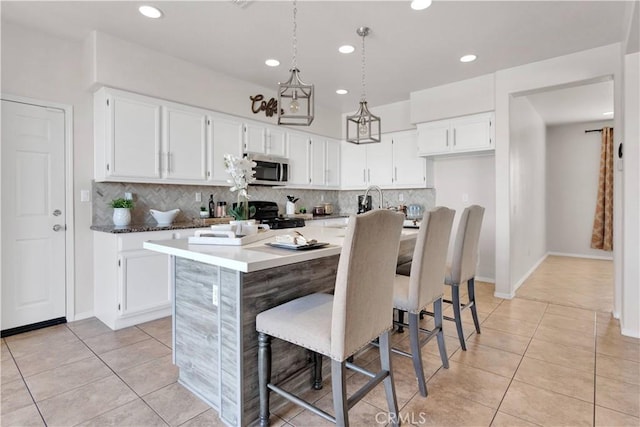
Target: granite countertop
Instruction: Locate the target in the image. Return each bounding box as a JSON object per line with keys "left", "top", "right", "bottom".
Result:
{"left": 91, "top": 221, "right": 209, "bottom": 234}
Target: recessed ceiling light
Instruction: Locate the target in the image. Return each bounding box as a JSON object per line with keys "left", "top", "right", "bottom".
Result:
{"left": 265, "top": 59, "right": 280, "bottom": 67}
{"left": 336, "top": 89, "right": 348, "bottom": 95}
{"left": 460, "top": 54, "right": 477, "bottom": 63}
{"left": 411, "top": 0, "right": 432, "bottom": 11}
{"left": 603, "top": 111, "right": 614, "bottom": 115}
{"left": 139, "top": 5, "right": 163, "bottom": 19}
{"left": 339, "top": 45, "right": 355, "bottom": 54}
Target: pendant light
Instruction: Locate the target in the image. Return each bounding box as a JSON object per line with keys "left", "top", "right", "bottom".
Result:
{"left": 346, "top": 26, "right": 381, "bottom": 144}
{"left": 277, "top": 0, "right": 314, "bottom": 126}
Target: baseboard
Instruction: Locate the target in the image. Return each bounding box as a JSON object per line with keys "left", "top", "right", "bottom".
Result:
{"left": 1, "top": 317, "right": 66, "bottom": 338}
{"left": 513, "top": 253, "right": 549, "bottom": 293}
{"left": 494, "top": 291, "right": 515, "bottom": 299}
{"left": 476, "top": 276, "right": 495, "bottom": 284}
{"left": 547, "top": 251, "right": 613, "bottom": 261}
{"left": 621, "top": 325, "right": 640, "bottom": 339}
{"left": 71, "top": 310, "right": 95, "bottom": 322}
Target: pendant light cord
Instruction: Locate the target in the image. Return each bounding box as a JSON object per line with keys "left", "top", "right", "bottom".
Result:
{"left": 361, "top": 30, "right": 366, "bottom": 102}
{"left": 292, "top": 0, "right": 297, "bottom": 70}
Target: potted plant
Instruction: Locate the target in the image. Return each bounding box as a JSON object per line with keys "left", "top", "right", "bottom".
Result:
{"left": 110, "top": 198, "right": 134, "bottom": 227}
{"left": 200, "top": 206, "right": 209, "bottom": 218}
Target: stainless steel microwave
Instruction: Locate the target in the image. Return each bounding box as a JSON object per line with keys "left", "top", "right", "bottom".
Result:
{"left": 244, "top": 153, "right": 288, "bottom": 185}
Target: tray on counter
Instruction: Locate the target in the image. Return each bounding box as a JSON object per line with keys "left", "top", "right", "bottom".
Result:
{"left": 188, "top": 229, "right": 276, "bottom": 246}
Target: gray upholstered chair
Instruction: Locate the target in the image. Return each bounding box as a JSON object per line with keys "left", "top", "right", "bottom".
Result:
{"left": 256, "top": 209, "right": 405, "bottom": 427}
{"left": 392, "top": 206, "right": 455, "bottom": 397}
{"left": 396, "top": 205, "right": 485, "bottom": 351}
{"left": 444, "top": 205, "right": 485, "bottom": 351}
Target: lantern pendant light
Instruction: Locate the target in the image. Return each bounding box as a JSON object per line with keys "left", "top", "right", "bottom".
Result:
{"left": 278, "top": 0, "right": 314, "bottom": 126}
{"left": 346, "top": 26, "right": 381, "bottom": 144}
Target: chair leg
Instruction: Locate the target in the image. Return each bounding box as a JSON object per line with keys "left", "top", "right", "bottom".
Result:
{"left": 331, "top": 360, "right": 349, "bottom": 427}
{"left": 397, "top": 309, "right": 405, "bottom": 333}
{"left": 433, "top": 298, "right": 449, "bottom": 369}
{"left": 451, "top": 285, "right": 467, "bottom": 351}
{"left": 258, "top": 333, "right": 272, "bottom": 427}
{"left": 379, "top": 331, "right": 400, "bottom": 427}
{"left": 408, "top": 312, "right": 428, "bottom": 397}
{"left": 312, "top": 352, "right": 323, "bottom": 390}
{"left": 468, "top": 277, "right": 481, "bottom": 334}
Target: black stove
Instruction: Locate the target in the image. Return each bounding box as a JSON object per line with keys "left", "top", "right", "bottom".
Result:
{"left": 246, "top": 201, "right": 305, "bottom": 229}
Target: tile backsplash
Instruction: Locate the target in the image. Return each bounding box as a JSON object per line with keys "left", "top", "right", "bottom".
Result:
{"left": 92, "top": 181, "right": 435, "bottom": 225}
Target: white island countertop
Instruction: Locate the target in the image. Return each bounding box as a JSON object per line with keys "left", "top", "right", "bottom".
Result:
{"left": 143, "top": 224, "right": 418, "bottom": 273}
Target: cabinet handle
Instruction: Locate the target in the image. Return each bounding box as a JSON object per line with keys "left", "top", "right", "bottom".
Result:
{"left": 446, "top": 129, "right": 449, "bottom": 147}
{"left": 368, "top": 169, "right": 371, "bottom": 182}
{"left": 395, "top": 167, "right": 398, "bottom": 182}
{"left": 363, "top": 169, "right": 366, "bottom": 183}
{"left": 453, "top": 129, "right": 456, "bottom": 146}
{"left": 167, "top": 152, "right": 171, "bottom": 173}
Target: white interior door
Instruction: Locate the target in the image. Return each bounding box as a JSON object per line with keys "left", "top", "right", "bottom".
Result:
{"left": 1, "top": 100, "right": 66, "bottom": 331}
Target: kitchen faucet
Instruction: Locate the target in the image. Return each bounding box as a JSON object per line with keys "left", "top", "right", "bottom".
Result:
{"left": 362, "top": 185, "right": 384, "bottom": 210}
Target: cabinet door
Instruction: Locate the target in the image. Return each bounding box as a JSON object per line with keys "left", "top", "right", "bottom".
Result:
{"left": 340, "top": 141, "right": 367, "bottom": 189}
{"left": 163, "top": 105, "right": 207, "bottom": 181}
{"left": 119, "top": 250, "right": 170, "bottom": 315}
{"left": 451, "top": 113, "right": 493, "bottom": 152}
{"left": 107, "top": 93, "right": 161, "bottom": 179}
{"left": 210, "top": 115, "right": 243, "bottom": 184}
{"left": 266, "top": 127, "right": 287, "bottom": 157}
{"left": 243, "top": 123, "right": 266, "bottom": 154}
{"left": 287, "top": 133, "right": 311, "bottom": 186}
{"left": 366, "top": 137, "right": 393, "bottom": 187}
{"left": 311, "top": 139, "right": 326, "bottom": 186}
{"left": 392, "top": 131, "right": 426, "bottom": 187}
{"left": 325, "top": 139, "right": 341, "bottom": 188}
{"left": 416, "top": 120, "right": 450, "bottom": 156}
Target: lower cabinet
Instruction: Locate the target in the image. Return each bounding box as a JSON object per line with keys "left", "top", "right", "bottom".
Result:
{"left": 93, "top": 229, "right": 203, "bottom": 330}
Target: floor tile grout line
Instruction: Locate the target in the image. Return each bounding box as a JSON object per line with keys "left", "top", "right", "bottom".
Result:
{"left": 2, "top": 336, "right": 49, "bottom": 427}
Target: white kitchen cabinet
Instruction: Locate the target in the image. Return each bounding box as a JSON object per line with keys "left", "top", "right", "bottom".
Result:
{"left": 162, "top": 103, "right": 208, "bottom": 182}
{"left": 93, "top": 229, "right": 203, "bottom": 330}
{"left": 340, "top": 138, "right": 393, "bottom": 189}
{"left": 390, "top": 130, "right": 430, "bottom": 187}
{"left": 94, "top": 87, "right": 161, "bottom": 181}
{"left": 242, "top": 123, "right": 287, "bottom": 157}
{"left": 325, "top": 138, "right": 341, "bottom": 188}
{"left": 417, "top": 112, "right": 494, "bottom": 157}
{"left": 287, "top": 132, "right": 312, "bottom": 186}
{"left": 310, "top": 138, "right": 341, "bottom": 189}
{"left": 209, "top": 114, "right": 244, "bottom": 184}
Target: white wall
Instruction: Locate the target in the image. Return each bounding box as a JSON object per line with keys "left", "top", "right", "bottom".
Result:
{"left": 622, "top": 51, "right": 639, "bottom": 337}
{"left": 508, "top": 96, "right": 547, "bottom": 290}
{"left": 91, "top": 32, "right": 342, "bottom": 139}
{"left": 410, "top": 74, "right": 494, "bottom": 124}
{"left": 545, "top": 120, "right": 614, "bottom": 259}
{"left": 1, "top": 22, "right": 95, "bottom": 316}
{"left": 433, "top": 155, "right": 496, "bottom": 281}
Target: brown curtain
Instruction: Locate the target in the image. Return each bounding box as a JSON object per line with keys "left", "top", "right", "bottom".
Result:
{"left": 591, "top": 127, "right": 614, "bottom": 251}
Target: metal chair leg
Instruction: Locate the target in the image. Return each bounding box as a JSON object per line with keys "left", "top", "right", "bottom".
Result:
{"left": 258, "top": 333, "right": 272, "bottom": 427}
{"left": 397, "top": 309, "right": 405, "bottom": 333}
{"left": 409, "top": 312, "right": 428, "bottom": 397}
{"left": 331, "top": 360, "right": 348, "bottom": 427}
{"left": 433, "top": 298, "right": 449, "bottom": 368}
{"left": 468, "top": 278, "right": 481, "bottom": 333}
{"left": 451, "top": 285, "right": 467, "bottom": 351}
{"left": 379, "top": 331, "right": 400, "bottom": 427}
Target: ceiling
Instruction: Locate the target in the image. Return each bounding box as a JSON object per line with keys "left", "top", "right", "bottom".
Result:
{"left": 0, "top": 1, "right": 630, "bottom": 116}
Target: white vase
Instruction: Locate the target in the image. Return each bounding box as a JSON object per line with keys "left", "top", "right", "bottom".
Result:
{"left": 113, "top": 208, "right": 131, "bottom": 227}
{"left": 286, "top": 201, "right": 296, "bottom": 215}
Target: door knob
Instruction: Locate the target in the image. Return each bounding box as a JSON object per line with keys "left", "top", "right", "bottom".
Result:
{"left": 53, "top": 209, "right": 62, "bottom": 216}
{"left": 52, "top": 224, "right": 65, "bottom": 232}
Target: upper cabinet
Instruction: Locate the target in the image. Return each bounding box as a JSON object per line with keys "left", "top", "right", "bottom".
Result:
{"left": 417, "top": 112, "right": 494, "bottom": 157}
{"left": 209, "top": 114, "right": 243, "bottom": 184}
{"left": 286, "top": 134, "right": 341, "bottom": 189}
{"left": 242, "top": 123, "right": 287, "bottom": 157}
{"left": 341, "top": 130, "right": 430, "bottom": 190}
{"left": 162, "top": 102, "right": 208, "bottom": 182}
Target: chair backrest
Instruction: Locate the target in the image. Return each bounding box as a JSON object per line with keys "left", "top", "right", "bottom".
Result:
{"left": 408, "top": 206, "right": 455, "bottom": 312}
{"left": 331, "top": 209, "right": 404, "bottom": 361}
{"left": 449, "top": 205, "right": 485, "bottom": 284}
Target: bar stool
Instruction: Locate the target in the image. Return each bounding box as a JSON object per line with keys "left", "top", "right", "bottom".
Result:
{"left": 392, "top": 206, "right": 455, "bottom": 397}
{"left": 443, "top": 205, "right": 485, "bottom": 351}
{"left": 256, "top": 209, "right": 405, "bottom": 427}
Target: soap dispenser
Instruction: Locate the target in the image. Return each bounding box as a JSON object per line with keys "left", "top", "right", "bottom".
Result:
{"left": 208, "top": 195, "right": 215, "bottom": 218}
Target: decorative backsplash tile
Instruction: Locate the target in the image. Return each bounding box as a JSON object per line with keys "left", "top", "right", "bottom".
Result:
{"left": 92, "top": 181, "right": 435, "bottom": 225}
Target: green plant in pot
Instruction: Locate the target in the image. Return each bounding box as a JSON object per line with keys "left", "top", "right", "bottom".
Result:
{"left": 110, "top": 198, "right": 133, "bottom": 227}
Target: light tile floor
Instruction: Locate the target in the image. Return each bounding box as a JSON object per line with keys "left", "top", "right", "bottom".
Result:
{"left": 1, "top": 257, "right": 638, "bottom": 426}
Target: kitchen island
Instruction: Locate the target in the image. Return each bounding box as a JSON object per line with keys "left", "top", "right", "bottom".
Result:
{"left": 144, "top": 224, "right": 417, "bottom": 426}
